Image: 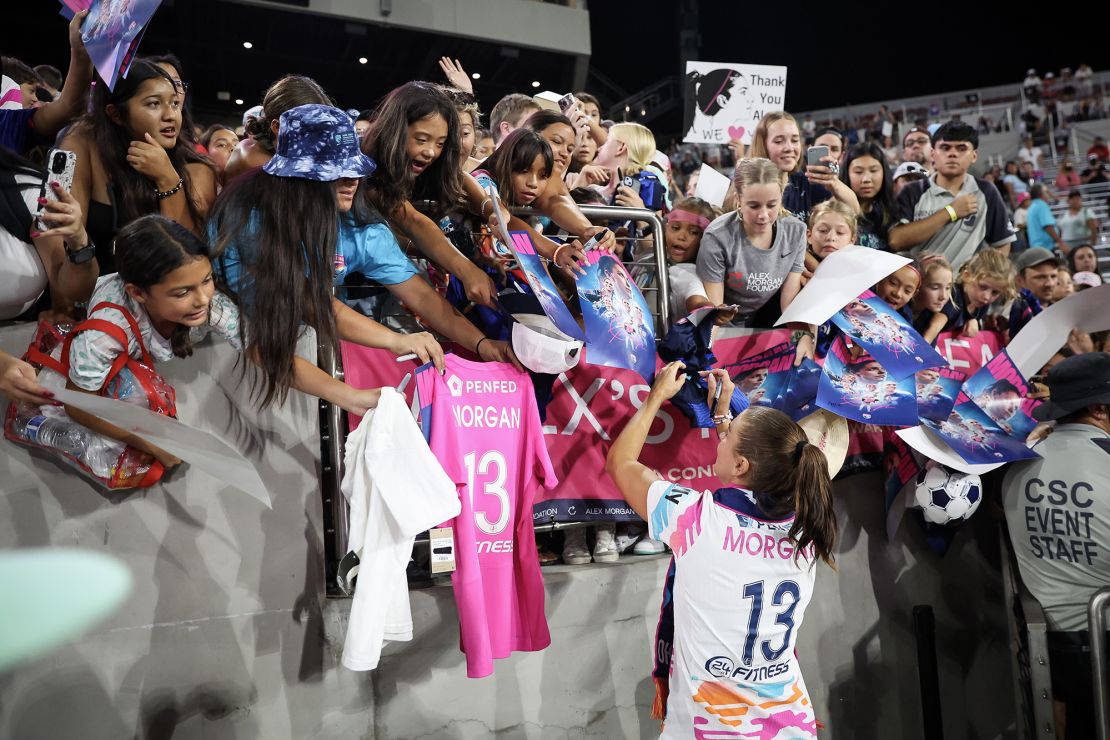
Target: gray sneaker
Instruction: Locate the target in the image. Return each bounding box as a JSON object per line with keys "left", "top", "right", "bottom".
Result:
{"left": 562, "top": 527, "right": 591, "bottom": 565}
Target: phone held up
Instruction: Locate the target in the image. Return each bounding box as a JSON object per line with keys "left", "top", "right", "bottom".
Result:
{"left": 36, "top": 148, "right": 77, "bottom": 230}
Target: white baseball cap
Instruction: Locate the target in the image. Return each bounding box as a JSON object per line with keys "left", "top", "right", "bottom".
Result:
{"left": 797, "top": 409, "right": 849, "bottom": 478}
{"left": 242, "top": 104, "right": 264, "bottom": 128}
{"left": 511, "top": 316, "right": 583, "bottom": 375}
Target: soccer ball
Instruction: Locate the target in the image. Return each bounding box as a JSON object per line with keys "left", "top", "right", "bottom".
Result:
{"left": 912, "top": 462, "right": 983, "bottom": 525}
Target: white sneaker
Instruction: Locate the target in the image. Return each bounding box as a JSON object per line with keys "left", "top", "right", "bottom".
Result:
{"left": 632, "top": 536, "right": 666, "bottom": 555}
{"left": 593, "top": 523, "right": 619, "bottom": 563}
{"left": 562, "top": 527, "right": 591, "bottom": 565}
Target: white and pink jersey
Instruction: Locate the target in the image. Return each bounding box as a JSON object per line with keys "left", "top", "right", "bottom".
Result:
{"left": 647, "top": 480, "right": 819, "bottom": 739}
{"left": 417, "top": 354, "right": 558, "bottom": 678}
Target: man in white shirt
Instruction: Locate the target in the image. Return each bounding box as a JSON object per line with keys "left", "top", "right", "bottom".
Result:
{"left": 1017, "top": 135, "right": 1044, "bottom": 171}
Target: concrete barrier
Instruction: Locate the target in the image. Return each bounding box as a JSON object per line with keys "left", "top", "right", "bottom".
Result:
{"left": 0, "top": 325, "right": 1017, "bottom": 738}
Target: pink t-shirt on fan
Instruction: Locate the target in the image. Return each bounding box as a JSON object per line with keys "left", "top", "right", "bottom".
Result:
{"left": 416, "top": 354, "right": 558, "bottom": 678}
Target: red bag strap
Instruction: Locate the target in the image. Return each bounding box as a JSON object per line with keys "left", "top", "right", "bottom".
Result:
{"left": 26, "top": 346, "right": 68, "bottom": 376}
{"left": 87, "top": 302, "right": 155, "bottom": 366}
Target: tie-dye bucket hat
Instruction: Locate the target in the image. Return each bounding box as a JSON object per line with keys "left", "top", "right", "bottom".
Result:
{"left": 263, "top": 104, "right": 376, "bottom": 181}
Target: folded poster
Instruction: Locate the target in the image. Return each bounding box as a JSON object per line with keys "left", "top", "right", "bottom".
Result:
{"left": 955, "top": 350, "right": 1040, "bottom": 440}
{"left": 728, "top": 342, "right": 795, "bottom": 410}
{"left": 921, "top": 401, "right": 1040, "bottom": 465}
{"left": 507, "top": 232, "right": 584, "bottom": 341}
{"left": 775, "top": 245, "right": 911, "bottom": 328}
{"left": 576, "top": 251, "right": 656, "bottom": 382}
{"left": 831, "top": 291, "right": 946, "bottom": 379}
{"left": 80, "top": 0, "right": 162, "bottom": 91}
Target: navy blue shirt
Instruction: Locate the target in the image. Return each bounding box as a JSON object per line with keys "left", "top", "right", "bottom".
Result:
{"left": 782, "top": 171, "right": 832, "bottom": 224}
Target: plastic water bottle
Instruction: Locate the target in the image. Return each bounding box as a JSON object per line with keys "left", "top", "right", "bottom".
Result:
{"left": 11, "top": 413, "right": 116, "bottom": 478}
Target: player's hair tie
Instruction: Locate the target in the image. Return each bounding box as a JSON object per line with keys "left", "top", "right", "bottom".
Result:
{"left": 793, "top": 439, "right": 808, "bottom": 462}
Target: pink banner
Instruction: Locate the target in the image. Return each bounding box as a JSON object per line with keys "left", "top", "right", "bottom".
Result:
{"left": 340, "top": 331, "right": 792, "bottom": 523}
{"left": 932, "top": 331, "right": 1003, "bottom": 381}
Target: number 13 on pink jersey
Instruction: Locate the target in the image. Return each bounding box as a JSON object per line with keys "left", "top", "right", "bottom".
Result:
{"left": 464, "top": 450, "right": 510, "bottom": 536}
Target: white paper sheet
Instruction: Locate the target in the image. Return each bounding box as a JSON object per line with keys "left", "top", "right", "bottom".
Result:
{"left": 775, "top": 245, "right": 911, "bottom": 327}
{"left": 1006, "top": 282, "right": 1110, "bottom": 375}
{"left": 692, "top": 163, "right": 731, "bottom": 208}
{"left": 895, "top": 426, "right": 1005, "bottom": 476}
{"left": 52, "top": 388, "right": 270, "bottom": 507}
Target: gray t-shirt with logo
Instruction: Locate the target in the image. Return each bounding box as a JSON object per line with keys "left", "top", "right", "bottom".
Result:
{"left": 1002, "top": 423, "right": 1110, "bottom": 631}
{"left": 695, "top": 211, "right": 807, "bottom": 323}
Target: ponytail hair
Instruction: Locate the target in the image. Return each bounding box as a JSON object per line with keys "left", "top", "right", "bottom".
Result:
{"left": 114, "top": 214, "right": 211, "bottom": 359}
{"left": 733, "top": 407, "right": 838, "bottom": 566}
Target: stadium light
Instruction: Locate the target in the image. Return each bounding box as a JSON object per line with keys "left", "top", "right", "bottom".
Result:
{"left": 472, "top": 72, "right": 480, "bottom": 80}
{"left": 358, "top": 57, "right": 368, "bottom": 64}
{"left": 235, "top": 98, "right": 244, "bottom": 105}
{"left": 242, "top": 42, "right": 253, "bottom": 49}
{"left": 531, "top": 81, "right": 540, "bottom": 88}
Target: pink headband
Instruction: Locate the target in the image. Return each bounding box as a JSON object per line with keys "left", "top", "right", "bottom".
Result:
{"left": 667, "top": 209, "right": 711, "bottom": 229}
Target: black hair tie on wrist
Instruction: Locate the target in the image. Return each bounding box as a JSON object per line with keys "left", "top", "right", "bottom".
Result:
{"left": 793, "top": 439, "right": 808, "bottom": 462}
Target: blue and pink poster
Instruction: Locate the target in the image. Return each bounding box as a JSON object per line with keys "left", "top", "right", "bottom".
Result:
{"left": 817, "top": 336, "right": 917, "bottom": 426}
{"left": 726, "top": 342, "right": 795, "bottom": 410}
{"left": 576, "top": 250, "right": 656, "bottom": 382}
{"left": 955, "top": 350, "right": 1040, "bottom": 440}
{"left": 831, "top": 291, "right": 946, "bottom": 380}
{"left": 922, "top": 401, "right": 1040, "bottom": 465}
{"left": 75, "top": 0, "right": 162, "bottom": 91}
{"left": 508, "top": 232, "right": 585, "bottom": 341}
{"left": 914, "top": 365, "right": 963, "bottom": 422}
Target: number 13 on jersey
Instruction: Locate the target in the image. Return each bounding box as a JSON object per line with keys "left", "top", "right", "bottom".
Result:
{"left": 463, "top": 450, "right": 510, "bottom": 536}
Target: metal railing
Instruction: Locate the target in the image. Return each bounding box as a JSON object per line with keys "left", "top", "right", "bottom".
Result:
{"left": 1091, "top": 587, "right": 1110, "bottom": 740}
{"left": 320, "top": 204, "right": 670, "bottom": 595}
{"left": 1000, "top": 526, "right": 1056, "bottom": 739}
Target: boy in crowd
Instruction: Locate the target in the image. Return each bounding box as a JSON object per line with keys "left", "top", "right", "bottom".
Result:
{"left": 888, "top": 121, "right": 1015, "bottom": 271}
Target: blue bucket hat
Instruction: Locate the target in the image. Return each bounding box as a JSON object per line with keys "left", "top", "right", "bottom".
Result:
{"left": 263, "top": 104, "right": 376, "bottom": 181}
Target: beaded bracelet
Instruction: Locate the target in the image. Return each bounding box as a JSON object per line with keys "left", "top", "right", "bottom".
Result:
{"left": 155, "top": 178, "right": 184, "bottom": 200}
{"left": 551, "top": 243, "right": 569, "bottom": 266}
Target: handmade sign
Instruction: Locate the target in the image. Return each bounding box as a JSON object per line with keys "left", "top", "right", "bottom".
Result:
{"left": 682, "top": 62, "right": 786, "bottom": 145}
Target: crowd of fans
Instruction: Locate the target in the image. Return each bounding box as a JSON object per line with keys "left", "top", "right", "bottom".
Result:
{"left": 0, "top": 16, "right": 1107, "bottom": 736}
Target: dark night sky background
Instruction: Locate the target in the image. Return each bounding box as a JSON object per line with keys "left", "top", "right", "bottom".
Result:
{"left": 6, "top": 1, "right": 1110, "bottom": 137}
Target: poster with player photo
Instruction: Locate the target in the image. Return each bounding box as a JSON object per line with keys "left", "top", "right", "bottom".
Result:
{"left": 727, "top": 342, "right": 795, "bottom": 409}
{"left": 576, "top": 251, "right": 656, "bottom": 382}
{"left": 682, "top": 61, "right": 787, "bottom": 145}
{"left": 79, "top": 0, "right": 162, "bottom": 91}
{"left": 915, "top": 365, "right": 963, "bottom": 422}
{"left": 955, "top": 350, "right": 1040, "bottom": 439}
{"left": 817, "top": 336, "right": 917, "bottom": 426}
{"left": 831, "top": 291, "right": 947, "bottom": 380}
{"left": 508, "top": 232, "right": 584, "bottom": 340}
{"left": 922, "top": 401, "right": 1040, "bottom": 465}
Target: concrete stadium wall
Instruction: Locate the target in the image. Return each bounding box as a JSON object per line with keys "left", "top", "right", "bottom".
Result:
{"left": 0, "top": 325, "right": 1017, "bottom": 739}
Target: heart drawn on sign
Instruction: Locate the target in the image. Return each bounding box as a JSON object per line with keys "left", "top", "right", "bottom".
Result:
{"left": 727, "top": 125, "right": 746, "bottom": 140}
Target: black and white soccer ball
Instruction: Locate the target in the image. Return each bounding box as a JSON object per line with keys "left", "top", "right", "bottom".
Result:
{"left": 913, "top": 461, "right": 983, "bottom": 525}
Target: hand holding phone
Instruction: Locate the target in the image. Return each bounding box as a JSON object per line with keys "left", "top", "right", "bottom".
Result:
{"left": 36, "top": 148, "right": 77, "bottom": 229}
{"left": 806, "top": 146, "right": 829, "bottom": 168}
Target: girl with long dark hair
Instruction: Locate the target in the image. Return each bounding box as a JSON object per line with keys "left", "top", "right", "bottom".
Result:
{"left": 61, "top": 60, "right": 217, "bottom": 272}
{"left": 361, "top": 82, "right": 585, "bottom": 301}
{"left": 606, "top": 364, "right": 836, "bottom": 738}
{"left": 841, "top": 141, "right": 897, "bottom": 251}
{"left": 210, "top": 104, "right": 474, "bottom": 410}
